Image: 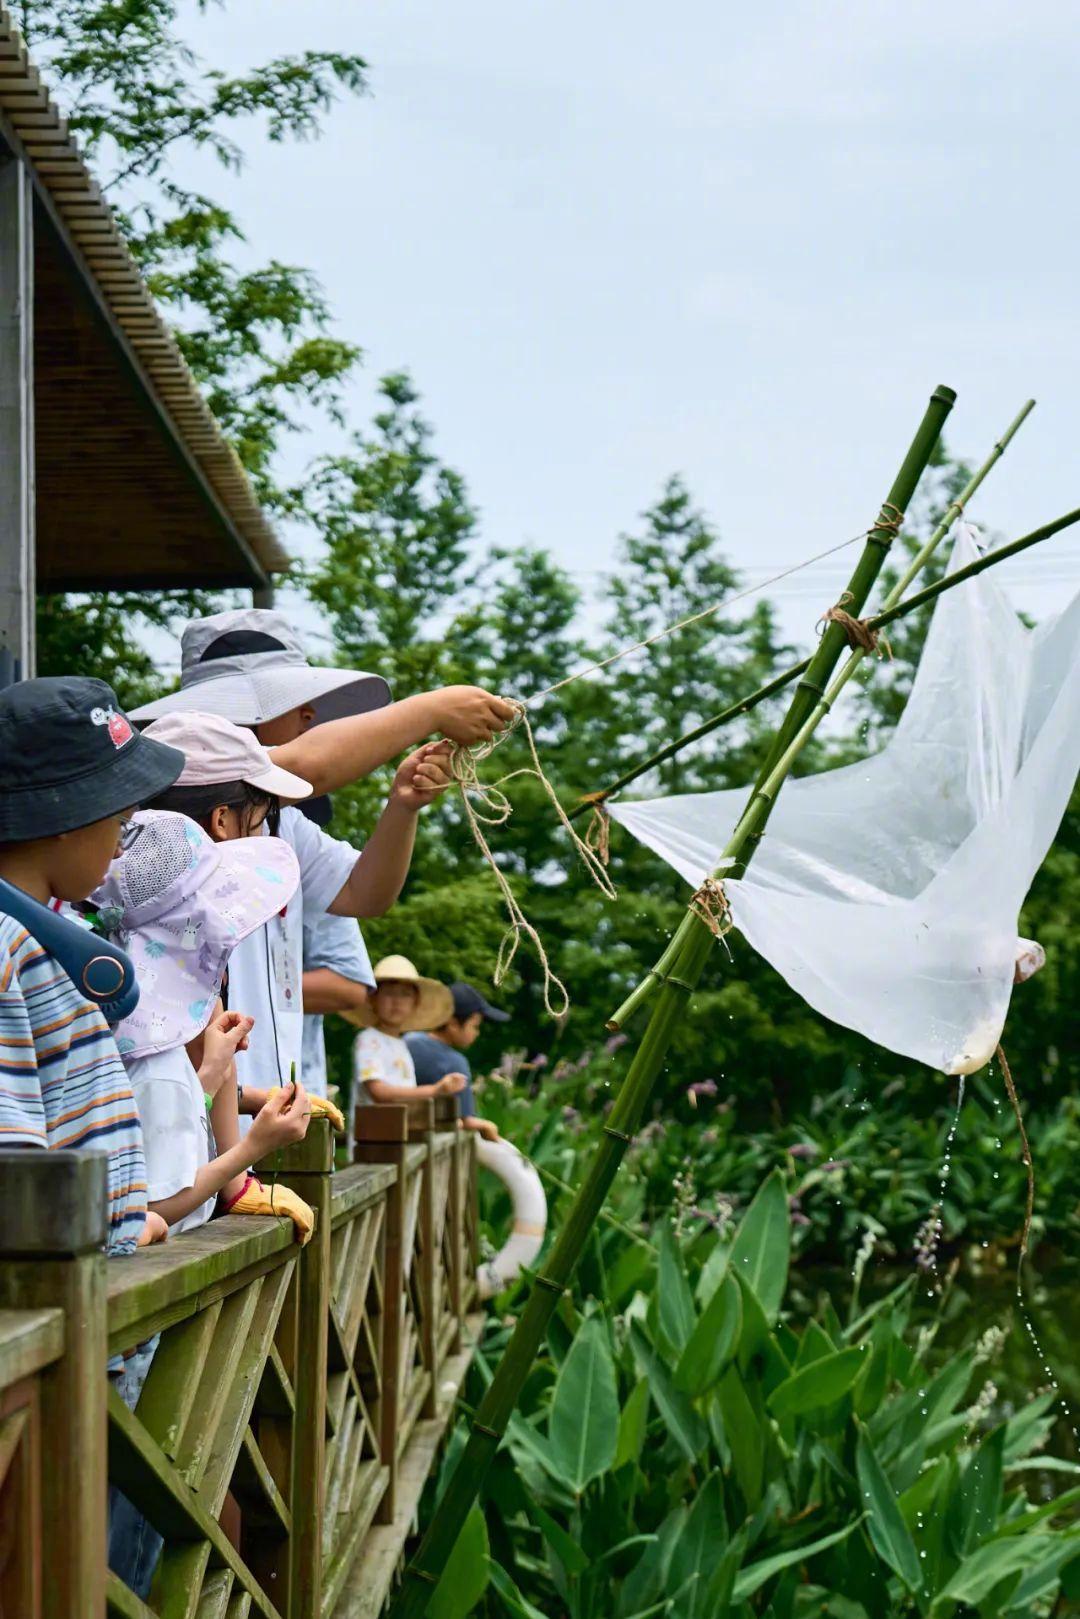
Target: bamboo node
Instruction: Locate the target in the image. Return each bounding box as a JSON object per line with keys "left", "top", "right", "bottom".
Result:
{"left": 818, "top": 592, "right": 893, "bottom": 660}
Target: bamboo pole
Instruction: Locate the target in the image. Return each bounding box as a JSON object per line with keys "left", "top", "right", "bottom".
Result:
{"left": 607, "top": 384, "right": 957, "bottom": 1031}
{"left": 386, "top": 384, "right": 958, "bottom": 1618}
{"left": 568, "top": 398, "right": 1035, "bottom": 822}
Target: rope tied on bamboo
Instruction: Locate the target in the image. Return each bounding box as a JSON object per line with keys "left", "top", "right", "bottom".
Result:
{"left": 689, "top": 876, "right": 733, "bottom": 942}
{"left": 449, "top": 702, "right": 616, "bottom": 1017}
{"left": 584, "top": 802, "right": 611, "bottom": 866}
{"left": 818, "top": 591, "right": 894, "bottom": 660}
{"left": 866, "top": 499, "right": 906, "bottom": 548}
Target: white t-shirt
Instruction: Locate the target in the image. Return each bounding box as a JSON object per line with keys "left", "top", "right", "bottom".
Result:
{"left": 353, "top": 1027, "right": 416, "bottom": 1104}
{"left": 127, "top": 1047, "right": 216, "bottom": 1234}
{"left": 229, "top": 807, "right": 359, "bottom": 1093}
{"left": 301, "top": 909, "right": 375, "bottom": 1098}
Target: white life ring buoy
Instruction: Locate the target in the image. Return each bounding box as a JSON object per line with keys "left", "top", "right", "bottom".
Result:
{"left": 475, "top": 1137, "right": 548, "bottom": 1299}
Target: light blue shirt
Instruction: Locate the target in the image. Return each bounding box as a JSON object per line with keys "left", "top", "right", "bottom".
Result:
{"left": 301, "top": 908, "right": 374, "bottom": 1098}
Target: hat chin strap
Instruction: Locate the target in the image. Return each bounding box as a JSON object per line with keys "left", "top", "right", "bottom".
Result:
{"left": 0, "top": 879, "right": 139, "bottom": 1024}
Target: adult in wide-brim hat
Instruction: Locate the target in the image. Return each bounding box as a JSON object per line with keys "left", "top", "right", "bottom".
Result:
{"left": 128, "top": 607, "right": 392, "bottom": 726}
{"left": 343, "top": 955, "right": 454, "bottom": 1033}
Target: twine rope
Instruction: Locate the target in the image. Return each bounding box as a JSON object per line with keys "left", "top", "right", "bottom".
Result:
{"left": 456, "top": 508, "right": 908, "bottom": 1011}
{"left": 818, "top": 592, "right": 894, "bottom": 660}
{"left": 531, "top": 523, "right": 895, "bottom": 703}
{"left": 450, "top": 703, "right": 616, "bottom": 1017}
{"left": 996, "top": 1044, "right": 1035, "bottom": 1271}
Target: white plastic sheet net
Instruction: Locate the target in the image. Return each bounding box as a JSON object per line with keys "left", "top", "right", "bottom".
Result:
{"left": 609, "top": 529, "right": 1080, "bottom": 1075}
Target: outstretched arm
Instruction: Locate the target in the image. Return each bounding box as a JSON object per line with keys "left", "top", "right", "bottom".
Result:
{"left": 270, "top": 688, "right": 515, "bottom": 797}
{"left": 330, "top": 745, "right": 453, "bottom": 918}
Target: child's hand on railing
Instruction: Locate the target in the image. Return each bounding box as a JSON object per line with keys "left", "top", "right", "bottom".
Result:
{"left": 435, "top": 1072, "right": 468, "bottom": 1097}
{"left": 197, "top": 1010, "right": 254, "bottom": 1098}
{"left": 136, "top": 1210, "right": 169, "bottom": 1246}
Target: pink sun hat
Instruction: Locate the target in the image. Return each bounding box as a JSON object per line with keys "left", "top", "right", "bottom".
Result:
{"left": 92, "top": 809, "right": 301, "bottom": 1061}
{"left": 140, "top": 710, "right": 314, "bottom": 800}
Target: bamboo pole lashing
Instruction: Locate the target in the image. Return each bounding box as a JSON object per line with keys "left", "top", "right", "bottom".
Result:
{"left": 569, "top": 397, "right": 1035, "bottom": 825}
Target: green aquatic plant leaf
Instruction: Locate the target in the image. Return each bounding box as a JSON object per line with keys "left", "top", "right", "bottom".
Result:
{"left": 856, "top": 1425, "right": 922, "bottom": 1593}
{"left": 548, "top": 1314, "right": 619, "bottom": 1493}
{"left": 768, "top": 1346, "right": 868, "bottom": 1420}
{"left": 674, "top": 1271, "right": 742, "bottom": 1397}
{"left": 629, "top": 1321, "right": 708, "bottom": 1463}
{"left": 727, "top": 1168, "right": 790, "bottom": 1322}
{"left": 428, "top": 1507, "right": 489, "bottom": 1619}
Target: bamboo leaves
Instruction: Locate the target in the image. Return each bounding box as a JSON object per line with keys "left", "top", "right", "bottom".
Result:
{"left": 549, "top": 1315, "right": 619, "bottom": 1493}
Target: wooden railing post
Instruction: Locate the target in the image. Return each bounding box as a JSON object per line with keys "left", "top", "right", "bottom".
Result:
{"left": 435, "top": 1101, "right": 465, "bottom": 1354}
{"left": 259, "top": 1119, "right": 335, "bottom": 1619}
{"left": 408, "top": 1100, "right": 439, "bottom": 1420}
{"left": 353, "top": 1105, "right": 408, "bottom": 1523}
{"left": 0, "top": 1149, "right": 108, "bottom": 1619}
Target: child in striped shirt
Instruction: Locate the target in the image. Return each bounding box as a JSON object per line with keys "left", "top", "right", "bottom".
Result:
{"left": 0, "top": 676, "right": 186, "bottom": 1253}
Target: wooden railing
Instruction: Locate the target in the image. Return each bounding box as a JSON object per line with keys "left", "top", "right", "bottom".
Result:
{"left": 0, "top": 1099, "right": 480, "bottom": 1619}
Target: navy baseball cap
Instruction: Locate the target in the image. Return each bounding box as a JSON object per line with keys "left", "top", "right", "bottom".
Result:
{"left": 450, "top": 982, "right": 510, "bottom": 1023}
{"left": 0, "top": 677, "right": 185, "bottom": 842}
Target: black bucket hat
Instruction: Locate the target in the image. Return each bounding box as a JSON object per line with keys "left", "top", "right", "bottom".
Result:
{"left": 0, "top": 677, "right": 185, "bottom": 842}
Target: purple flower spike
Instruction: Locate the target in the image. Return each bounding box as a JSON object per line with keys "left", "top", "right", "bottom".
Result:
{"left": 820, "top": 1159, "right": 849, "bottom": 1173}
{"left": 788, "top": 1142, "right": 819, "bottom": 1161}
{"left": 687, "top": 1079, "right": 718, "bottom": 1098}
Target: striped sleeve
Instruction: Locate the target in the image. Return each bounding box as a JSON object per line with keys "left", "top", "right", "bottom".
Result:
{"left": 0, "top": 914, "right": 147, "bottom": 1255}
{"left": 0, "top": 921, "right": 47, "bottom": 1147}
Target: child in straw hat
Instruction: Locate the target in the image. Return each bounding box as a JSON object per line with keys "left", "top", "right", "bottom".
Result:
{"left": 350, "top": 956, "right": 466, "bottom": 1108}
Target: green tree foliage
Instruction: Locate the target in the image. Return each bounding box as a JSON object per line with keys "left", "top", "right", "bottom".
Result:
{"left": 22, "top": 0, "right": 367, "bottom": 689}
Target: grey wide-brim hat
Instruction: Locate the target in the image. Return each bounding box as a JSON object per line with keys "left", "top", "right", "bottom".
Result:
{"left": 129, "top": 608, "right": 392, "bottom": 726}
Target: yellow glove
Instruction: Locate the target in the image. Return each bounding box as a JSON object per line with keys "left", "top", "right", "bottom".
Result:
{"left": 227, "top": 1176, "right": 315, "bottom": 1246}
{"left": 269, "top": 1087, "right": 345, "bottom": 1133}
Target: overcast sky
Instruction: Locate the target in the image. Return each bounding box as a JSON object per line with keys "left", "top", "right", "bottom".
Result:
{"left": 179, "top": 0, "right": 1079, "bottom": 652}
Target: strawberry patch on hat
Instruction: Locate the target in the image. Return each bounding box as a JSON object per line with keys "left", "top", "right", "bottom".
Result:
{"left": 90, "top": 704, "right": 134, "bottom": 749}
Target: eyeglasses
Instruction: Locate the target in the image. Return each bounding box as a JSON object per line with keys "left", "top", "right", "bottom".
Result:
{"left": 118, "top": 819, "right": 144, "bottom": 852}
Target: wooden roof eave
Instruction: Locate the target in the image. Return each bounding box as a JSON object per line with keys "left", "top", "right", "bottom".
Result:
{"left": 0, "top": 11, "right": 290, "bottom": 587}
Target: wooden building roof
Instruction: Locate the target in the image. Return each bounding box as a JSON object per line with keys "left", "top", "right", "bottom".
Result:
{"left": 0, "top": 8, "right": 289, "bottom": 590}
